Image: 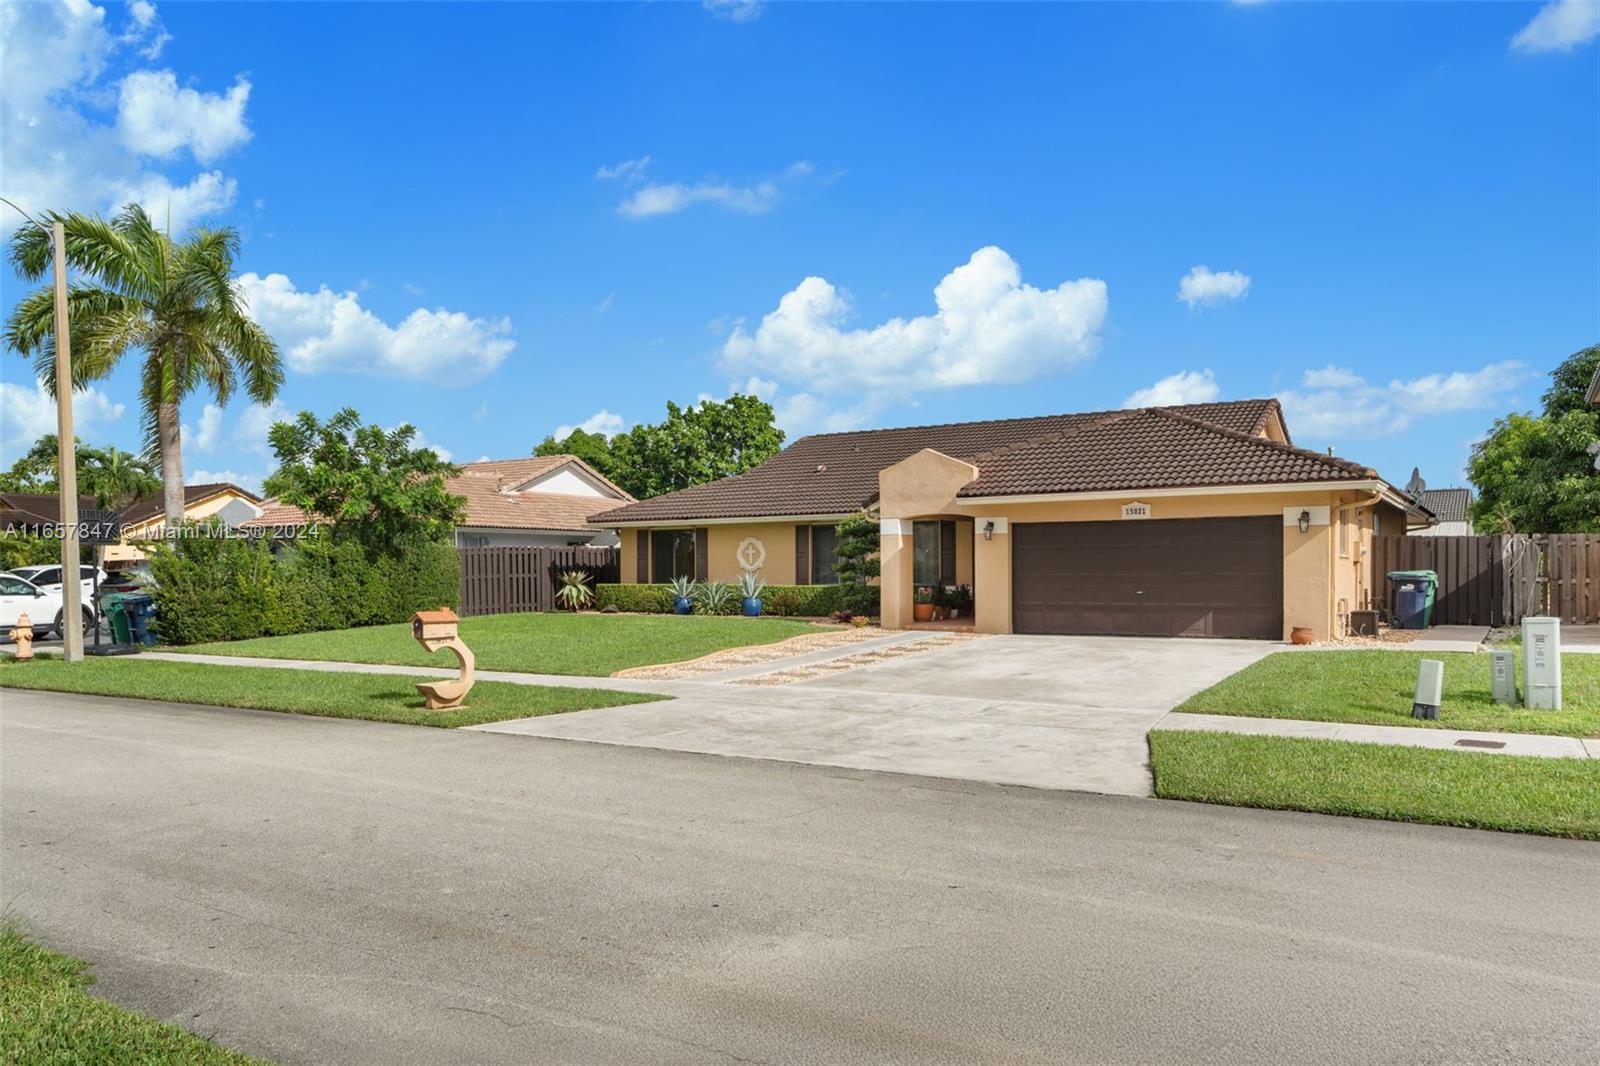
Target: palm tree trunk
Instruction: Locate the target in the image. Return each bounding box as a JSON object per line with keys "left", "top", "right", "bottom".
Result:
{"left": 158, "top": 402, "right": 185, "bottom": 530}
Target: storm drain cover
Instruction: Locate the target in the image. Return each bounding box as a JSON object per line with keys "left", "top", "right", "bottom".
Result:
{"left": 1454, "top": 739, "right": 1506, "bottom": 750}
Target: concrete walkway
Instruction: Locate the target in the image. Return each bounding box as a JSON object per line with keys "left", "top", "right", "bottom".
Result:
{"left": 1156, "top": 710, "right": 1598, "bottom": 759}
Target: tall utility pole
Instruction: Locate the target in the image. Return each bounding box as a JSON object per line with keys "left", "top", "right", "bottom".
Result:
{"left": 51, "top": 220, "right": 84, "bottom": 662}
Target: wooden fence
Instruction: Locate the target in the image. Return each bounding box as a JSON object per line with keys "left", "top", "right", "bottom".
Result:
{"left": 458, "top": 545, "right": 620, "bottom": 617}
{"left": 1370, "top": 534, "right": 1600, "bottom": 626}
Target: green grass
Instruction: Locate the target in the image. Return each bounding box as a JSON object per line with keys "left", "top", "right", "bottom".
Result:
{"left": 1149, "top": 731, "right": 1600, "bottom": 839}
{"left": 0, "top": 927, "right": 266, "bottom": 1065}
{"left": 165, "top": 612, "right": 823, "bottom": 676}
{"left": 0, "top": 657, "right": 666, "bottom": 728}
{"left": 1177, "top": 650, "right": 1598, "bottom": 738}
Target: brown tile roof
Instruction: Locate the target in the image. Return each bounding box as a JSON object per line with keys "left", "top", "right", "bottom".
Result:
{"left": 588, "top": 398, "right": 1342, "bottom": 523}
{"left": 118, "top": 483, "right": 262, "bottom": 527}
{"left": 236, "top": 497, "right": 314, "bottom": 529}
{"left": 238, "top": 457, "right": 630, "bottom": 534}
{"left": 0, "top": 492, "right": 97, "bottom": 530}
{"left": 959, "top": 407, "right": 1375, "bottom": 497}
{"left": 1417, "top": 487, "right": 1472, "bottom": 524}
{"left": 2, "top": 484, "right": 260, "bottom": 531}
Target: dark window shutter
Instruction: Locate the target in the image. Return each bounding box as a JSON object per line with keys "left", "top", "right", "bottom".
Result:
{"left": 636, "top": 531, "right": 650, "bottom": 584}
{"left": 795, "top": 526, "right": 810, "bottom": 586}
{"left": 940, "top": 520, "right": 956, "bottom": 585}
{"left": 695, "top": 528, "right": 708, "bottom": 581}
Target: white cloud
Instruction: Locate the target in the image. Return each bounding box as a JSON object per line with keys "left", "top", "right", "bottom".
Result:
{"left": 117, "top": 70, "right": 250, "bottom": 163}
{"left": 772, "top": 392, "right": 880, "bottom": 438}
{"left": 0, "top": 381, "right": 126, "bottom": 462}
{"left": 619, "top": 179, "right": 779, "bottom": 218}
{"left": 595, "top": 292, "right": 615, "bottom": 314}
{"left": 235, "top": 273, "right": 516, "bottom": 382}
{"left": 722, "top": 246, "right": 1108, "bottom": 394}
{"left": 0, "top": 2, "right": 248, "bottom": 234}
{"left": 703, "top": 0, "right": 763, "bottom": 22}
{"left": 1276, "top": 361, "right": 1524, "bottom": 441}
{"left": 1177, "top": 265, "right": 1252, "bottom": 308}
{"left": 595, "top": 156, "right": 651, "bottom": 182}
{"left": 188, "top": 468, "right": 263, "bottom": 495}
{"left": 190, "top": 403, "right": 223, "bottom": 451}
{"left": 234, "top": 400, "right": 292, "bottom": 455}
{"left": 399, "top": 427, "right": 452, "bottom": 463}
{"left": 553, "top": 410, "right": 628, "bottom": 440}
{"left": 1124, "top": 369, "right": 1221, "bottom": 408}
{"left": 1512, "top": 0, "right": 1600, "bottom": 53}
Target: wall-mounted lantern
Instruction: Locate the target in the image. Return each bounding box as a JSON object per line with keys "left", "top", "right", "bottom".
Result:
{"left": 983, "top": 520, "right": 995, "bottom": 541}
{"left": 1297, "top": 510, "right": 1312, "bottom": 534}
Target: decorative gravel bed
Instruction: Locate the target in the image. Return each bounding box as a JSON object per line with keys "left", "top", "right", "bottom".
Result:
{"left": 611, "top": 625, "right": 889, "bottom": 679}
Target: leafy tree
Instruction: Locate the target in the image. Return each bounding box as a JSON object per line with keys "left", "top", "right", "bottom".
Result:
{"left": 4, "top": 204, "right": 283, "bottom": 529}
{"left": 0, "top": 434, "right": 158, "bottom": 508}
{"left": 832, "top": 512, "right": 881, "bottom": 618}
{"left": 0, "top": 434, "right": 69, "bottom": 492}
{"left": 263, "top": 408, "right": 465, "bottom": 554}
{"left": 609, "top": 394, "right": 784, "bottom": 499}
{"left": 534, "top": 427, "right": 617, "bottom": 479}
{"left": 1468, "top": 343, "right": 1600, "bottom": 533}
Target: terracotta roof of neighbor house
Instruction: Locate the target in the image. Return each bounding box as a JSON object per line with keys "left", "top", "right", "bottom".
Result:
{"left": 239, "top": 456, "right": 631, "bottom": 534}
{"left": 587, "top": 398, "right": 1363, "bottom": 524}
{"left": 1416, "top": 487, "right": 1473, "bottom": 524}
{"left": 118, "top": 483, "right": 262, "bottom": 527}
{"left": 2, "top": 484, "right": 259, "bottom": 532}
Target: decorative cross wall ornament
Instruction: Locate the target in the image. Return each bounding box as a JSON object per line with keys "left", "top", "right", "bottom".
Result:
{"left": 736, "top": 537, "right": 767, "bottom": 572}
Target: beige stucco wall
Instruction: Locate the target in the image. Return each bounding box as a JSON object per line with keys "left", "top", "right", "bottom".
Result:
{"left": 107, "top": 490, "right": 262, "bottom": 563}
{"left": 620, "top": 521, "right": 811, "bottom": 585}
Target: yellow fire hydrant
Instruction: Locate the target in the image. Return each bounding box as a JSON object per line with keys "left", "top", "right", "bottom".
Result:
{"left": 10, "top": 612, "right": 35, "bottom": 660}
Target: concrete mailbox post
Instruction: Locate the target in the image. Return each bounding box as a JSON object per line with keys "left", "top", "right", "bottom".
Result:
{"left": 410, "top": 608, "right": 476, "bottom": 710}
{"left": 1521, "top": 617, "right": 1562, "bottom": 711}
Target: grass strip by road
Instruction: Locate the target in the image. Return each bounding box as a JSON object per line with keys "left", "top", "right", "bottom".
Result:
{"left": 166, "top": 612, "right": 822, "bottom": 677}
{"left": 1176, "top": 650, "right": 1598, "bottom": 738}
{"left": 1, "top": 927, "right": 266, "bottom": 1065}
{"left": 1149, "top": 730, "right": 1600, "bottom": 839}
{"left": 0, "top": 657, "right": 666, "bottom": 728}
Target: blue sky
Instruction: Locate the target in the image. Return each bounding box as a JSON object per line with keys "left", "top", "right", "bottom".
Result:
{"left": 3, "top": 0, "right": 1597, "bottom": 496}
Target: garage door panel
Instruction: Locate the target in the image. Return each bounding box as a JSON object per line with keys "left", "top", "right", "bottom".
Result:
{"left": 1012, "top": 517, "right": 1282, "bottom": 639}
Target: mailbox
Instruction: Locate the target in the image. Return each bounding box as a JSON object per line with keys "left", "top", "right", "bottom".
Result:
{"left": 1522, "top": 617, "right": 1562, "bottom": 711}
{"left": 412, "top": 608, "right": 460, "bottom": 647}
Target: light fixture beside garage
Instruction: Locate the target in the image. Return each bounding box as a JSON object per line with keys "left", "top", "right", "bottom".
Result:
{"left": 1297, "top": 510, "right": 1312, "bottom": 534}
{"left": 983, "top": 520, "right": 995, "bottom": 540}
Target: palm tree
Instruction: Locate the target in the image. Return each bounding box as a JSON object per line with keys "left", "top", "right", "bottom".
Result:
{"left": 80, "top": 445, "right": 161, "bottom": 510}
{"left": 4, "top": 204, "right": 282, "bottom": 528}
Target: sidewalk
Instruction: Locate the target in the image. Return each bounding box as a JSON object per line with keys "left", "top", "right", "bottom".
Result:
{"left": 1154, "top": 710, "right": 1597, "bottom": 759}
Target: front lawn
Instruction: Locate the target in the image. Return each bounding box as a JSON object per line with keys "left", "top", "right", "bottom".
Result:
{"left": 1149, "top": 731, "right": 1600, "bottom": 839}
{"left": 1, "top": 928, "right": 265, "bottom": 1065}
{"left": 166, "top": 612, "right": 822, "bottom": 676}
{"left": 0, "top": 657, "right": 665, "bottom": 728}
{"left": 1177, "top": 650, "right": 1598, "bottom": 738}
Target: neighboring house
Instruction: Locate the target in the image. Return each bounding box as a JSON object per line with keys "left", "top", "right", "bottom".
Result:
{"left": 1409, "top": 487, "right": 1474, "bottom": 536}
{"left": 589, "top": 398, "right": 1422, "bottom": 642}
{"left": 241, "top": 455, "right": 630, "bottom": 548}
{"left": 2, "top": 483, "right": 265, "bottom": 565}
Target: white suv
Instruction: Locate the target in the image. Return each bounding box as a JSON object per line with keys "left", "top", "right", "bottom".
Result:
{"left": 7, "top": 564, "right": 105, "bottom": 606}
{"left": 0, "top": 573, "right": 95, "bottom": 639}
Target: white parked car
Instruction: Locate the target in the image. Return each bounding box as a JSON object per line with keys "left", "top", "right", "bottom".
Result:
{"left": 0, "top": 573, "right": 95, "bottom": 639}
{"left": 6, "top": 564, "right": 105, "bottom": 607}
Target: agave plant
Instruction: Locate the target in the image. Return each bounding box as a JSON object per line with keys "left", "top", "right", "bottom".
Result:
{"left": 669, "top": 575, "right": 696, "bottom": 600}
{"left": 554, "top": 570, "right": 594, "bottom": 611}
{"left": 737, "top": 571, "right": 766, "bottom": 599}
{"left": 694, "top": 579, "right": 737, "bottom": 614}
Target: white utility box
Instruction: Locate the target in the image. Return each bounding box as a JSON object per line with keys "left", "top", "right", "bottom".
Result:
{"left": 1489, "top": 649, "right": 1518, "bottom": 705}
{"left": 1521, "top": 617, "right": 1562, "bottom": 711}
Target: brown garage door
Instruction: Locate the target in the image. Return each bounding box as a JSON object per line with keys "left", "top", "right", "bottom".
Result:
{"left": 1012, "top": 517, "right": 1282, "bottom": 639}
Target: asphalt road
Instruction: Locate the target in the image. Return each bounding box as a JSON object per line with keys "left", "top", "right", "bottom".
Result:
{"left": 3, "top": 689, "right": 1597, "bottom": 1065}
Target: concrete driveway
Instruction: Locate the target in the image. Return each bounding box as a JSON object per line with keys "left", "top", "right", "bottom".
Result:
{"left": 476, "top": 635, "right": 1276, "bottom": 796}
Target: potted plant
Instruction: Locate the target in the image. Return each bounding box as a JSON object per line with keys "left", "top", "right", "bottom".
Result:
{"left": 913, "top": 586, "right": 935, "bottom": 623}
{"left": 953, "top": 584, "right": 973, "bottom": 619}
{"left": 738, "top": 572, "right": 765, "bottom": 617}
{"left": 669, "top": 575, "right": 695, "bottom": 615}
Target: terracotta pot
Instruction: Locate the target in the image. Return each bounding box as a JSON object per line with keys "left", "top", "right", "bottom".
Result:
{"left": 1290, "top": 626, "right": 1315, "bottom": 646}
{"left": 913, "top": 603, "right": 935, "bottom": 623}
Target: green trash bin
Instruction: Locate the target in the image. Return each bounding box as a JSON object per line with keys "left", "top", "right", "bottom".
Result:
{"left": 102, "top": 592, "right": 135, "bottom": 644}
{"left": 1385, "top": 570, "right": 1439, "bottom": 629}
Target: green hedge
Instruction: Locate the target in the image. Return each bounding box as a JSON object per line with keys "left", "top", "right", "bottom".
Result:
{"left": 147, "top": 531, "right": 458, "bottom": 645}
{"left": 595, "top": 582, "right": 876, "bottom": 618}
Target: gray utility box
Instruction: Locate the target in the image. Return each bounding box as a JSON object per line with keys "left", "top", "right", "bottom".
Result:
{"left": 1522, "top": 617, "right": 1562, "bottom": 711}
{"left": 1489, "top": 649, "right": 1519, "bottom": 705}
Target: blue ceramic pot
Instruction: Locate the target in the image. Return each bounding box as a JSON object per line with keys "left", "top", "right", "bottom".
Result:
{"left": 674, "top": 597, "right": 693, "bottom": 615}
{"left": 742, "top": 597, "right": 762, "bottom": 617}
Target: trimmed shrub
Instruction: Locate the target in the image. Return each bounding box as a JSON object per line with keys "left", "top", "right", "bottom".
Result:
{"left": 595, "top": 582, "right": 874, "bottom": 618}
{"left": 148, "top": 528, "right": 459, "bottom": 645}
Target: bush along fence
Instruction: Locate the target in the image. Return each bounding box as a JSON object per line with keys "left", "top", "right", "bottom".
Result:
{"left": 148, "top": 532, "right": 459, "bottom": 645}
{"left": 459, "top": 546, "right": 620, "bottom": 617}
{"left": 1370, "top": 534, "right": 1600, "bottom": 626}
{"left": 596, "top": 582, "right": 878, "bottom": 618}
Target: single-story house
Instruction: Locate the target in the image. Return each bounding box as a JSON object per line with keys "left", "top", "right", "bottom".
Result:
{"left": 2, "top": 483, "right": 265, "bottom": 565}
{"left": 241, "top": 455, "right": 631, "bottom": 549}
{"left": 1409, "top": 487, "right": 1474, "bottom": 536}
{"left": 588, "top": 398, "right": 1423, "bottom": 642}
